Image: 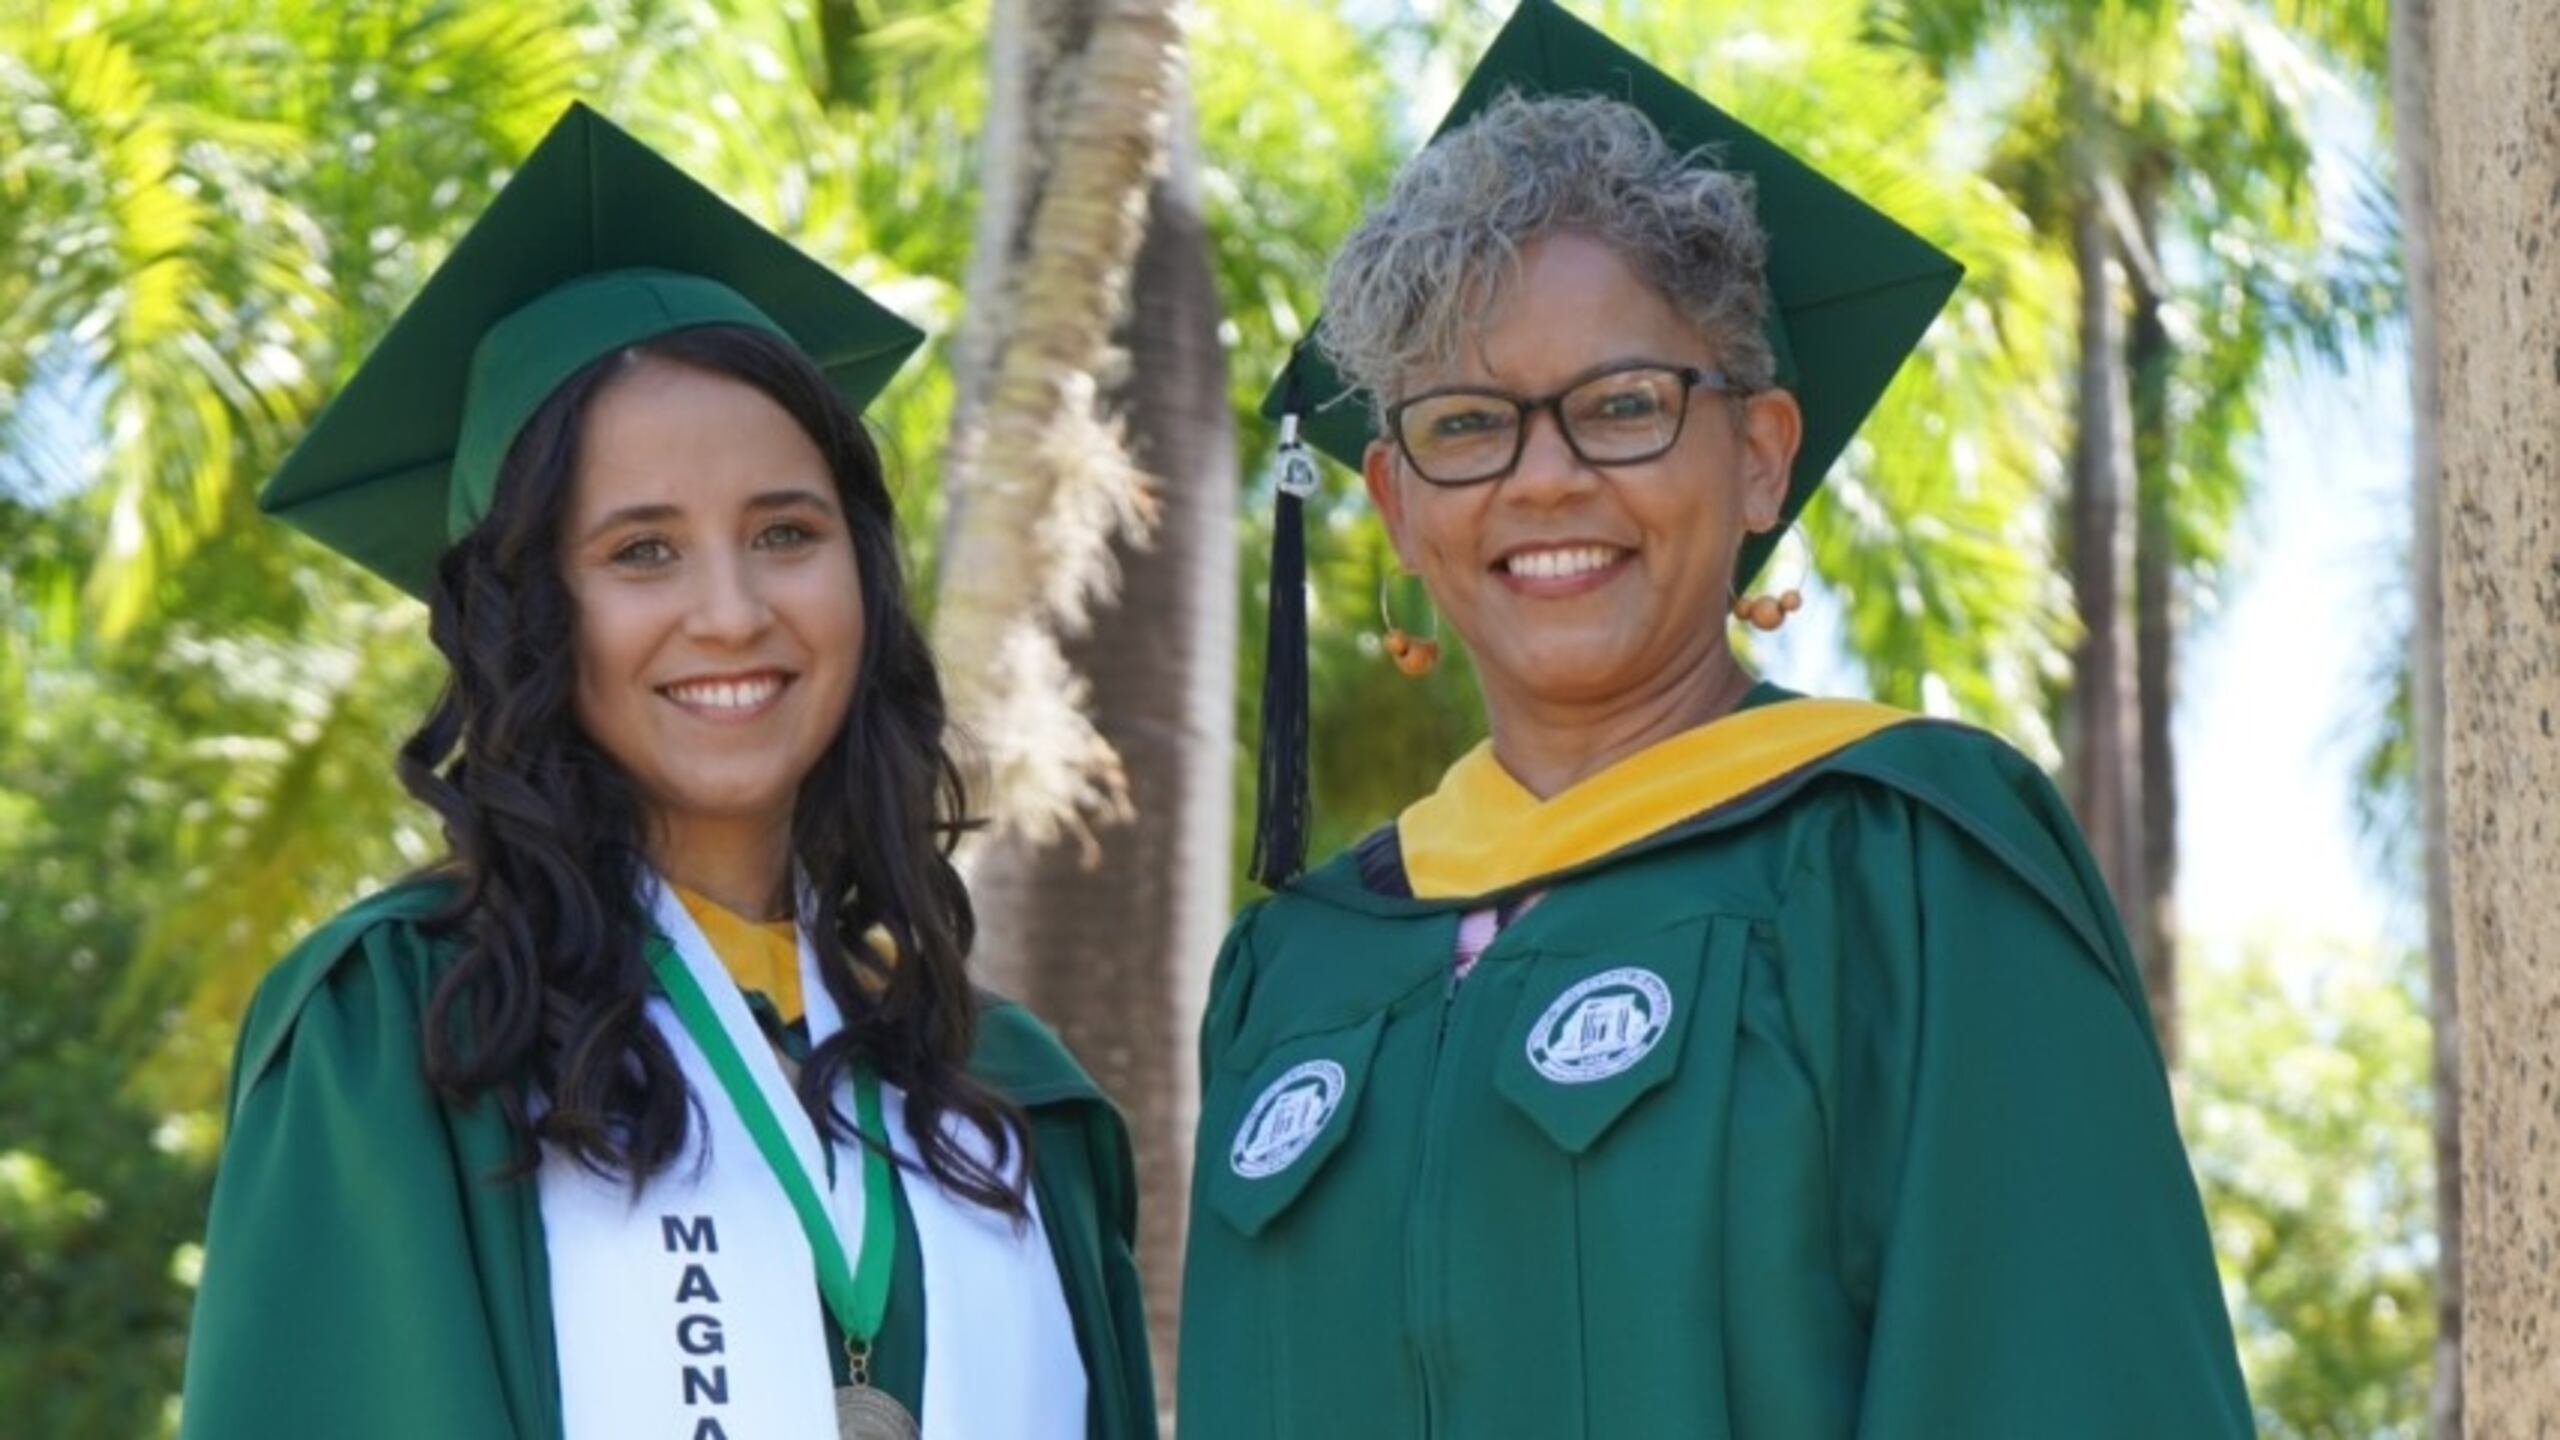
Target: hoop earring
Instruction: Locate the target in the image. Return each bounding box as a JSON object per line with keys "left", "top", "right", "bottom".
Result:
{"left": 1379, "top": 569, "right": 1441, "bottom": 676}
{"left": 1730, "top": 529, "right": 1808, "bottom": 633}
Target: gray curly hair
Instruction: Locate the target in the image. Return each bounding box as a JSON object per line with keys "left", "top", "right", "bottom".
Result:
{"left": 1318, "top": 91, "right": 1775, "bottom": 423}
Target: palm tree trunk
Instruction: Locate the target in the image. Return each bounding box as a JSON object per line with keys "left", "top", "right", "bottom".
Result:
{"left": 967, "top": 72, "right": 1232, "bottom": 1422}
{"left": 2432, "top": 0, "right": 2560, "bottom": 1427}
{"left": 2064, "top": 180, "right": 2146, "bottom": 947}
{"left": 941, "top": 0, "right": 1043, "bottom": 450}
{"left": 2392, "top": 0, "right": 2460, "bottom": 1432}
{"left": 935, "top": 0, "right": 1182, "bottom": 836}
{"left": 2127, "top": 165, "right": 2179, "bottom": 1065}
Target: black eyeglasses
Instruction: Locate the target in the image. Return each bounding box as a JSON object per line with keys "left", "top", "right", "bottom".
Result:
{"left": 1385, "top": 362, "right": 1740, "bottom": 487}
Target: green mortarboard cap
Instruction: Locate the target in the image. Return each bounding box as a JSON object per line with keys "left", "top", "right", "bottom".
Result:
{"left": 1260, "top": 0, "right": 1963, "bottom": 586}
{"left": 260, "top": 101, "right": 924, "bottom": 599}
{"left": 1249, "top": 0, "right": 1962, "bottom": 887}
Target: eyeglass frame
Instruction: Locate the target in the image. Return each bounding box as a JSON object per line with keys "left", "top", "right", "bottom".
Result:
{"left": 1382, "top": 360, "right": 1746, "bottom": 487}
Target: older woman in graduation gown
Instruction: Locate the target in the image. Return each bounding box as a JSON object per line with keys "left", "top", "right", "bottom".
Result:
{"left": 179, "top": 106, "right": 1154, "bottom": 1440}
{"left": 1176, "top": 5, "right": 2253, "bottom": 1438}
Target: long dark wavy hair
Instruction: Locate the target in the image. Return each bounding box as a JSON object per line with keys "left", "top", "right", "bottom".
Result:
{"left": 397, "top": 323, "right": 1026, "bottom": 1216}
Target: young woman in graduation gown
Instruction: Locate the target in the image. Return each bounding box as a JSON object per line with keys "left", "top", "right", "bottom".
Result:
{"left": 1176, "top": 6, "right": 2255, "bottom": 1437}
{"left": 179, "top": 105, "right": 1154, "bottom": 1440}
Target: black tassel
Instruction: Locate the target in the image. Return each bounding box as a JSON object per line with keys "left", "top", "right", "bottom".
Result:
{"left": 1249, "top": 356, "right": 1319, "bottom": 889}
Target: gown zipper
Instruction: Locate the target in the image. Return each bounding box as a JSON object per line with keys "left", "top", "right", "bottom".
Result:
{"left": 1404, "top": 964, "right": 1464, "bottom": 1437}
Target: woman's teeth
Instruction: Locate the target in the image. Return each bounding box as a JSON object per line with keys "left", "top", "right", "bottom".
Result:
{"left": 664, "top": 676, "right": 784, "bottom": 711}
{"left": 1504, "top": 545, "right": 1620, "bottom": 580}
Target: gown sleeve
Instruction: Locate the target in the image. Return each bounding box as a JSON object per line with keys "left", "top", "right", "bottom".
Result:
{"left": 1779, "top": 778, "right": 2256, "bottom": 1439}
{"left": 1195, "top": 903, "right": 1263, "bottom": 1082}
{"left": 179, "top": 921, "right": 540, "bottom": 1440}
{"left": 1085, "top": 1093, "right": 1160, "bottom": 1439}
{"left": 975, "top": 999, "right": 1161, "bottom": 1439}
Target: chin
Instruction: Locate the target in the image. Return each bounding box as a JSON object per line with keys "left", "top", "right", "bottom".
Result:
{"left": 652, "top": 778, "right": 801, "bottom": 823}
{"left": 1492, "top": 642, "right": 1641, "bottom": 701}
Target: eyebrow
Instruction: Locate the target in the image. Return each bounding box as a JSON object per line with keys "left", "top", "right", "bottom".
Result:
{"left": 577, "top": 487, "right": 840, "bottom": 546}
{"left": 1402, "top": 354, "right": 1696, "bottom": 404}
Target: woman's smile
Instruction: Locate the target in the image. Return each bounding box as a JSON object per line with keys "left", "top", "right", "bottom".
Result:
{"left": 1493, "top": 541, "right": 1634, "bottom": 595}
{"left": 658, "top": 668, "right": 798, "bottom": 720}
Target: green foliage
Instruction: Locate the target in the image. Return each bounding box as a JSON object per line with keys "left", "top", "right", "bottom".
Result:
{"left": 0, "top": 0, "right": 599, "bottom": 1077}
{"left": 1879, "top": 0, "right": 2394, "bottom": 601}
{"left": 0, "top": 562, "right": 221, "bottom": 1439}
{"left": 2184, "top": 941, "right": 2436, "bottom": 1437}
{"left": 1194, "top": 0, "right": 1402, "bottom": 428}
{"left": 0, "top": 0, "right": 590, "bottom": 638}
{"left": 121, "top": 596, "right": 448, "bottom": 1037}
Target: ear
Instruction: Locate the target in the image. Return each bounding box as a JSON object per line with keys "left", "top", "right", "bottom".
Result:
{"left": 1736, "top": 387, "right": 1804, "bottom": 533}
{"left": 1362, "top": 437, "right": 1412, "bottom": 563}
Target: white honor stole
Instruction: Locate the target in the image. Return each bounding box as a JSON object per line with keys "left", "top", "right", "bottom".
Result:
{"left": 539, "top": 877, "right": 1089, "bottom": 1439}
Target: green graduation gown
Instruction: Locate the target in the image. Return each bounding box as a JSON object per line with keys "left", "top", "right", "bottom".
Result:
{"left": 179, "top": 880, "right": 1156, "bottom": 1439}
{"left": 1178, "top": 698, "right": 2253, "bottom": 1438}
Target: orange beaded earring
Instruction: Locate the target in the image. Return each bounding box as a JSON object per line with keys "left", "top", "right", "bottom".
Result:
{"left": 1379, "top": 569, "right": 1441, "bottom": 676}
{"left": 1729, "top": 586, "right": 1803, "bottom": 632}
{"left": 1730, "top": 528, "right": 1807, "bottom": 632}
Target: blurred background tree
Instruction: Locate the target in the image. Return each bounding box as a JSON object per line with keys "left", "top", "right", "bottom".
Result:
{"left": 1871, "top": 0, "right": 2393, "bottom": 1065}
{"left": 2185, "top": 942, "right": 2437, "bottom": 1438}
{"left": 0, "top": 0, "right": 2440, "bottom": 1433}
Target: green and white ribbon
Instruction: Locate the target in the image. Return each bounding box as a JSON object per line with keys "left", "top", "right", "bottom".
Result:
{"left": 648, "top": 935, "right": 895, "bottom": 1358}
{"left": 537, "top": 874, "right": 1088, "bottom": 1439}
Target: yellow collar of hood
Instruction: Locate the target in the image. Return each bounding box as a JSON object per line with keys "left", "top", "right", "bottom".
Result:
{"left": 674, "top": 884, "right": 805, "bottom": 1022}
{"left": 1396, "top": 696, "right": 1917, "bottom": 899}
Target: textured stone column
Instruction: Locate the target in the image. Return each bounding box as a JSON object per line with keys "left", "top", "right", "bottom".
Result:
{"left": 2432, "top": 0, "right": 2560, "bottom": 1429}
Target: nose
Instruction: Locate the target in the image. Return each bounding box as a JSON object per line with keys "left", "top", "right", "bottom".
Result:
{"left": 684, "top": 548, "right": 774, "bottom": 645}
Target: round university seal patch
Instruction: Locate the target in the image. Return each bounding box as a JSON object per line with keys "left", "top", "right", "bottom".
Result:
{"left": 1229, "top": 1060, "right": 1348, "bottom": 1179}
{"left": 1526, "top": 967, "right": 1674, "bottom": 1084}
